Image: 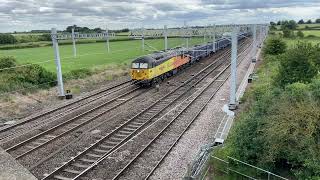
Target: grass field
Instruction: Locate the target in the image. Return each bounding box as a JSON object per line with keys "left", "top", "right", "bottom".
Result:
{"left": 0, "top": 37, "right": 204, "bottom": 73}
{"left": 296, "top": 30, "right": 320, "bottom": 37}
{"left": 275, "top": 23, "right": 320, "bottom": 30}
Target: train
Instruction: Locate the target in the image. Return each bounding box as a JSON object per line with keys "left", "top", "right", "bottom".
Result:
{"left": 130, "top": 32, "right": 249, "bottom": 86}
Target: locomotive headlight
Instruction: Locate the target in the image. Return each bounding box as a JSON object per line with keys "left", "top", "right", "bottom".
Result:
{"left": 137, "top": 70, "right": 140, "bottom": 72}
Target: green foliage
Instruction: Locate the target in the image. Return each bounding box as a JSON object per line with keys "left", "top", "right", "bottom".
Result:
{"left": 0, "top": 34, "right": 17, "bottom": 44}
{"left": 282, "top": 29, "right": 294, "bottom": 38}
{"left": 275, "top": 42, "right": 318, "bottom": 87}
{"left": 66, "top": 68, "right": 92, "bottom": 79}
{"left": 0, "top": 56, "right": 16, "bottom": 69}
{"left": 0, "top": 57, "right": 56, "bottom": 93}
{"left": 220, "top": 39, "right": 320, "bottom": 179}
{"left": 264, "top": 38, "right": 287, "bottom": 55}
{"left": 281, "top": 20, "right": 298, "bottom": 30}
{"left": 39, "top": 34, "right": 52, "bottom": 41}
{"left": 298, "top": 19, "right": 305, "bottom": 24}
{"left": 296, "top": 30, "right": 304, "bottom": 38}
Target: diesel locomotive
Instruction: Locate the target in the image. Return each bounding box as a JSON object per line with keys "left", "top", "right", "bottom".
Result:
{"left": 130, "top": 33, "right": 248, "bottom": 86}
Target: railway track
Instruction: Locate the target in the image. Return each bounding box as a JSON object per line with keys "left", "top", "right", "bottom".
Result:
{"left": 4, "top": 85, "right": 145, "bottom": 160}
{"left": 0, "top": 79, "right": 135, "bottom": 142}
{"left": 40, "top": 40, "right": 250, "bottom": 180}
{"left": 113, "top": 42, "right": 252, "bottom": 180}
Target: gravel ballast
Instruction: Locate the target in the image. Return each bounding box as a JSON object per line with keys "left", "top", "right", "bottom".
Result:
{"left": 149, "top": 42, "right": 254, "bottom": 179}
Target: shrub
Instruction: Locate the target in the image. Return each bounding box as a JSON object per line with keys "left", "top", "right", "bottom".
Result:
{"left": 296, "top": 30, "right": 304, "bottom": 38}
{"left": 0, "top": 34, "right": 17, "bottom": 44}
{"left": 310, "top": 78, "right": 320, "bottom": 103}
{"left": 14, "top": 64, "right": 56, "bottom": 87}
{"left": 66, "top": 68, "right": 92, "bottom": 79}
{"left": 264, "top": 38, "right": 287, "bottom": 55}
{"left": 0, "top": 56, "right": 16, "bottom": 69}
{"left": 283, "top": 29, "right": 294, "bottom": 38}
{"left": 275, "top": 42, "right": 318, "bottom": 87}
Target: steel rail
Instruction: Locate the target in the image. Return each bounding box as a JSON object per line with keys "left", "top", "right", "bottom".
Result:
{"left": 41, "top": 40, "right": 248, "bottom": 180}
{"left": 5, "top": 87, "right": 144, "bottom": 159}
{"left": 143, "top": 42, "right": 252, "bottom": 180}
{"left": 111, "top": 42, "right": 252, "bottom": 180}
{"left": 0, "top": 79, "right": 134, "bottom": 135}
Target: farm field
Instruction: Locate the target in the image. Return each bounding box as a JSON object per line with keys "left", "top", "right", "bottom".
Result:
{"left": 0, "top": 37, "right": 204, "bottom": 73}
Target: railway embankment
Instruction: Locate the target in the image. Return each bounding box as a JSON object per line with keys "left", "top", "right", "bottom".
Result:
{"left": 209, "top": 37, "right": 320, "bottom": 179}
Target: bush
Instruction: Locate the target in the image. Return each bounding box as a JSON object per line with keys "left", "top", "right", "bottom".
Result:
{"left": 275, "top": 42, "right": 318, "bottom": 87}
{"left": 0, "top": 34, "right": 17, "bottom": 44}
{"left": 283, "top": 29, "right": 294, "bottom": 38}
{"left": 296, "top": 30, "right": 304, "bottom": 38}
{"left": 264, "top": 38, "right": 287, "bottom": 55}
{"left": 66, "top": 68, "right": 92, "bottom": 79}
{"left": 0, "top": 58, "right": 56, "bottom": 93}
{"left": 14, "top": 64, "right": 56, "bottom": 87}
{"left": 0, "top": 56, "right": 16, "bottom": 69}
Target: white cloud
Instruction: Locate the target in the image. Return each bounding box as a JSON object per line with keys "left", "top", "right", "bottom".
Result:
{"left": 0, "top": 0, "right": 319, "bottom": 32}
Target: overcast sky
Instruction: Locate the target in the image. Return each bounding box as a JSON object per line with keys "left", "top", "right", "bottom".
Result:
{"left": 0, "top": 0, "right": 320, "bottom": 33}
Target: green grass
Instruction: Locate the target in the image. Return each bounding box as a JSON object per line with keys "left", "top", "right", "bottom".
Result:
{"left": 283, "top": 37, "right": 320, "bottom": 47}
{"left": 0, "top": 37, "right": 204, "bottom": 73}
{"left": 275, "top": 23, "right": 320, "bottom": 30}
{"left": 297, "top": 23, "right": 320, "bottom": 29}
{"left": 296, "top": 30, "right": 320, "bottom": 37}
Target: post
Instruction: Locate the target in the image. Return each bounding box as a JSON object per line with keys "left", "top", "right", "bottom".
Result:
{"left": 203, "top": 27, "right": 206, "bottom": 43}
{"left": 141, "top": 27, "right": 145, "bottom": 51}
{"left": 106, "top": 26, "right": 110, "bottom": 52}
{"left": 229, "top": 27, "right": 238, "bottom": 110}
{"left": 184, "top": 21, "right": 189, "bottom": 49}
{"left": 71, "top": 28, "right": 76, "bottom": 58}
{"left": 212, "top": 24, "right": 216, "bottom": 52}
{"left": 51, "top": 28, "right": 65, "bottom": 98}
{"left": 164, "top": 25, "right": 168, "bottom": 51}
{"left": 252, "top": 24, "right": 257, "bottom": 62}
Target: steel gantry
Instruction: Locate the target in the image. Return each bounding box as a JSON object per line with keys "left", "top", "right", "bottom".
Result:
{"left": 50, "top": 27, "right": 115, "bottom": 98}
{"left": 129, "top": 23, "right": 268, "bottom": 110}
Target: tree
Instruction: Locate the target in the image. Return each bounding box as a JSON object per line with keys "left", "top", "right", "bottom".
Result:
{"left": 307, "top": 19, "right": 313, "bottom": 24}
{"left": 316, "top": 19, "right": 320, "bottom": 24}
{"left": 298, "top": 19, "right": 305, "bottom": 24}
{"left": 264, "top": 38, "right": 287, "bottom": 55}
{"left": 276, "top": 42, "right": 318, "bottom": 87}
{"left": 277, "top": 21, "right": 281, "bottom": 25}
{"left": 282, "top": 29, "right": 294, "bottom": 38}
{"left": 296, "top": 30, "right": 304, "bottom": 38}
{"left": 66, "top": 25, "right": 77, "bottom": 33}
{"left": 281, "top": 20, "right": 297, "bottom": 30}
{"left": 0, "top": 34, "right": 17, "bottom": 44}
{"left": 270, "top": 21, "right": 276, "bottom": 26}
{"left": 0, "top": 56, "right": 16, "bottom": 69}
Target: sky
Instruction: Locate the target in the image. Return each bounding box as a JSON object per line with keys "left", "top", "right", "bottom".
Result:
{"left": 0, "top": 0, "right": 320, "bottom": 33}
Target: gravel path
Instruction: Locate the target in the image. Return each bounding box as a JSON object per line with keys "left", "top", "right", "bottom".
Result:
{"left": 149, "top": 42, "right": 253, "bottom": 180}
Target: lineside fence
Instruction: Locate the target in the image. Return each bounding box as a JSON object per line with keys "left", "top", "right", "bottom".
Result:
{"left": 210, "top": 156, "right": 288, "bottom": 180}
{"left": 184, "top": 145, "right": 288, "bottom": 180}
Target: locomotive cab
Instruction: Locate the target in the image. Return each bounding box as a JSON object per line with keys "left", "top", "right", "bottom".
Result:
{"left": 131, "top": 56, "right": 154, "bottom": 81}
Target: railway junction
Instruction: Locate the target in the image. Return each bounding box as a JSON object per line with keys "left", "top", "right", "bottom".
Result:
{"left": 0, "top": 23, "right": 269, "bottom": 179}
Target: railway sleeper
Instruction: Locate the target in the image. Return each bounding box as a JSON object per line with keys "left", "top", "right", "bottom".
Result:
{"left": 92, "top": 148, "right": 108, "bottom": 153}
{"left": 86, "top": 153, "right": 102, "bottom": 158}
{"left": 122, "top": 127, "right": 135, "bottom": 132}
{"left": 118, "top": 130, "right": 132, "bottom": 135}
{"left": 110, "top": 136, "right": 123, "bottom": 142}
{"left": 53, "top": 175, "right": 73, "bottom": 180}
{"left": 72, "top": 162, "right": 91, "bottom": 168}
{"left": 105, "top": 140, "right": 119, "bottom": 145}
{"left": 127, "top": 124, "right": 140, "bottom": 129}
{"left": 63, "top": 168, "right": 82, "bottom": 174}
{"left": 114, "top": 133, "right": 128, "bottom": 139}
{"left": 79, "top": 158, "right": 96, "bottom": 163}
{"left": 99, "top": 144, "right": 114, "bottom": 149}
